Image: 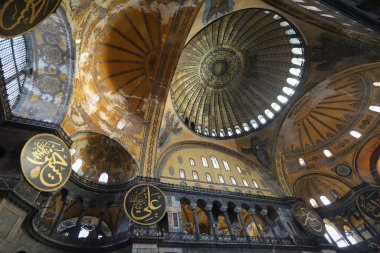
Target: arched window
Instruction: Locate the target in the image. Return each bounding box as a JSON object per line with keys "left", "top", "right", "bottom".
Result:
{"left": 230, "top": 176, "right": 237, "bottom": 185}
{"left": 309, "top": 198, "right": 319, "bottom": 208}
{"left": 210, "top": 156, "right": 220, "bottom": 169}
{"left": 72, "top": 159, "right": 83, "bottom": 173}
{"left": 264, "top": 109, "right": 274, "bottom": 119}
{"left": 201, "top": 156, "right": 208, "bottom": 167}
{"left": 205, "top": 173, "right": 212, "bottom": 182}
{"left": 250, "top": 119, "right": 259, "bottom": 129}
{"left": 236, "top": 166, "right": 242, "bottom": 174}
{"left": 192, "top": 171, "right": 199, "bottom": 180}
{"left": 0, "top": 36, "right": 27, "bottom": 107}
{"left": 218, "top": 175, "right": 225, "bottom": 184}
{"left": 242, "top": 179, "right": 249, "bottom": 187}
{"left": 222, "top": 160, "right": 230, "bottom": 171}
{"left": 227, "top": 128, "right": 233, "bottom": 136}
{"left": 324, "top": 220, "right": 349, "bottom": 248}
{"left": 235, "top": 126, "right": 242, "bottom": 134}
{"left": 219, "top": 129, "right": 225, "bottom": 137}
{"left": 189, "top": 158, "right": 195, "bottom": 166}
{"left": 98, "top": 173, "right": 109, "bottom": 184}
{"left": 330, "top": 190, "right": 340, "bottom": 200}
{"left": 344, "top": 225, "right": 361, "bottom": 245}
{"left": 320, "top": 195, "right": 331, "bottom": 206}
{"left": 179, "top": 169, "right": 185, "bottom": 179}
{"left": 242, "top": 123, "right": 250, "bottom": 132}
{"left": 252, "top": 180, "right": 259, "bottom": 188}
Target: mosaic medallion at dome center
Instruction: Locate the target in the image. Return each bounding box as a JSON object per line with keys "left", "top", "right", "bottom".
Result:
{"left": 200, "top": 47, "right": 243, "bottom": 89}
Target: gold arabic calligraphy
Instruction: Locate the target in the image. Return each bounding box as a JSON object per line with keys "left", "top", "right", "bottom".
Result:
{"left": 130, "top": 186, "right": 162, "bottom": 221}
{"left": 125, "top": 184, "right": 166, "bottom": 225}
{"left": 21, "top": 134, "right": 71, "bottom": 192}
{"left": 0, "top": 0, "right": 58, "bottom": 31}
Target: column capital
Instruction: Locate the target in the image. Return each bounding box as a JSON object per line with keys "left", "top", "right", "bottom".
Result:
{"left": 234, "top": 207, "right": 241, "bottom": 214}
{"left": 261, "top": 209, "right": 268, "bottom": 216}
{"left": 190, "top": 203, "right": 197, "bottom": 210}
{"left": 248, "top": 209, "right": 256, "bottom": 215}
{"left": 205, "top": 205, "right": 213, "bottom": 212}
{"left": 219, "top": 206, "right": 228, "bottom": 212}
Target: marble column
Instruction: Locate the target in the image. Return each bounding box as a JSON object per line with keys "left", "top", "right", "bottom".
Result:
{"left": 96, "top": 206, "right": 107, "bottom": 237}
{"left": 261, "top": 209, "right": 278, "bottom": 238}
{"left": 249, "top": 209, "right": 264, "bottom": 238}
{"left": 205, "top": 206, "right": 218, "bottom": 241}
{"left": 235, "top": 208, "right": 251, "bottom": 241}
{"left": 220, "top": 206, "right": 234, "bottom": 240}
{"left": 190, "top": 204, "right": 200, "bottom": 238}
{"left": 50, "top": 195, "right": 68, "bottom": 235}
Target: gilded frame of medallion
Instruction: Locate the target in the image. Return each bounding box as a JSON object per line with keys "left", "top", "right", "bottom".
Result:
{"left": 0, "top": 1, "right": 62, "bottom": 38}
{"left": 123, "top": 183, "right": 167, "bottom": 226}
{"left": 20, "top": 133, "right": 72, "bottom": 192}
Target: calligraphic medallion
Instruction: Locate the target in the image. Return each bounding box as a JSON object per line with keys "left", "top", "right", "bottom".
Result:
{"left": 124, "top": 184, "right": 167, "bottom": 226}
{"left": 357, "top": 188, "right": 380, "bottom": 221}
{"left": 293, "top": 202, "right": 325, "bottom": 236}
{"left": 0, "top": 0, "right": 62, "bottom": 38}
{"left": 20, "top": 134, "right": 71, "bottom": 192}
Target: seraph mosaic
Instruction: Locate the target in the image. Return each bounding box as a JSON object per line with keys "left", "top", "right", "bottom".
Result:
{"left": 202, "top": 0, "right": 234, "bottom": 24}
{"left": 12, "top": 8, "right": 74, "bottom": 124}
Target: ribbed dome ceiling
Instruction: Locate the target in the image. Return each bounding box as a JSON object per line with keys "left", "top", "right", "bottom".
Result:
{"left": 171, "top": 8, "right": 306, "bottom": 138}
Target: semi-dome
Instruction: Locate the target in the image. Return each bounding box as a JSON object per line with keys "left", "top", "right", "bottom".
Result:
{"left": 171, "top": 8, "right": 306, "bottom": 138}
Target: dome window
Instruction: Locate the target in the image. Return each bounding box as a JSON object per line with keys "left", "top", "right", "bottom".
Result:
{"left": 298, "top": 158, "right": 306, "bottom": 167}
{"left": 98, "top": 173, "right": 109, "bottom": 184}
{"left": 277, "top": 95, "right": 289, "bottom": 104}
{"left": 219, "top": 129, "right": 225, "bottom": 137}
{"left": 242, "top": 123, "right": 250, "bottom": 131}
{"left": 211, "top": 129, "right": 217, "bottom": 136}
{"left": 287, "top": 77, "right": 299, "bottom": 86}
{"left": 258, "top": 115, "right": 267, "bottom": 124}
{"left": 250, "top": 119, "right": 259, "bottom": 129}
{"left": 289, "top": 38, "right": 301, "bottom": 45}
{"left": 369, "top": 105, "right": 380, "bottom": 113}
{"left": 323, "top": 149, "right": 333, "bottom": 158}
{"left": 309, "top": 198, "right": 319, "bottom": 208}
{"left": 227, "top": 128, "right": 233, "bottom": 136}
{"left": 320, "top": 195, "right": 331, "bottom": 206}
{"left": 292, "top": 57, "right": 304, "bottom": 66}
{"left": 273, "top": 14, "right": 281, "bottom": 20}
{"left": 283, "top": 87, "right": 295, "bottom": 96}
{"left": 72, "top": 159, "right": 83, "bottom": 173}
{"left": 280, "top": 21, "right": 289, "bottom": 27}
{"left": 349, "top": 130, "right": 361, "bottom": 139}
{"left": 271, "top": 103, "right": 281, "bottom": 111}
{"left": 235, "top": 126, "right": 242, "bottom": 134}
{"left": 290, "top": 68, "right": 301, "bottom": 77}
{"left": 292, "top": 48, "right": 303, "bottom": 55}
{"left": 285, "top": 29, "right": 296, "bottom": 35}
{"left": 373, "top": 82, "right": 380, "bottom": 86}
{"left": 264, "top": 109, "right": 274, "bottom": 119}
{"left": 204, "top": 128, "right": 209, "bottom": 136}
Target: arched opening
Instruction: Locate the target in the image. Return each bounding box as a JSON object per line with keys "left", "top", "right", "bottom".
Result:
{"left": 98, "top": 173, "right": 109, "bottom": 184}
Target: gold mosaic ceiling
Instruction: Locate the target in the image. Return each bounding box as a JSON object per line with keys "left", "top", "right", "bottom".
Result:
{"left": 171, "top": 8, "right": 306, "bottom": 138}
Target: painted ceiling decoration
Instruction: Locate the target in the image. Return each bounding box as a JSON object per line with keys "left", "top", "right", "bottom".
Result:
{"left": 70, "top": 132, "right": 137, "bottom": 186}
{"left": 12, "top": 8, "right": 74, "bottom": 124}
{"left": 171, "top": 8, "right": 306, "bottom": 139}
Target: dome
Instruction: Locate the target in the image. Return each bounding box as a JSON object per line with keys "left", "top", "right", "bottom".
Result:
{"left": 171, "top": 8, "right": 306, "bottom": 138}
{"left": 70, "top": 133, "right": 137, "bottom": 186}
